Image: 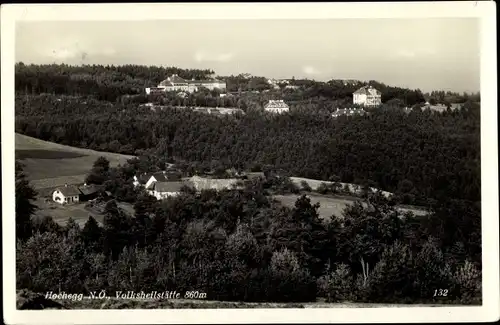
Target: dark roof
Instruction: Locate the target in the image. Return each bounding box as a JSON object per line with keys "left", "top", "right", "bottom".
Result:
{"left": 153, "top": 181, "right": 185, "bottom": 193}
{"left": 151, "top": 172, "right": 168, "bottom": 182}
{"left": 353, "top": 86, "right": 381, "bottom": 96}
{"left": 55, "top": 185, "right": 81, "bottom": 197}
{"left": 136, "top": 173, "right": 154, "bottom": 184}
{"left": 78, "top": 184, "right": 104, "bottom": 196}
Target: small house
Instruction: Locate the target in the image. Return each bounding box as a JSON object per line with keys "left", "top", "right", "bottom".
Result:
{"left": 147, "top": 181, "right": 185, "bottom": 200}
{"left": 52, "top": 185, "right": 81, "bottom": 205}
{"left": 264, "top": 100, "right": 289, "bottom": 114}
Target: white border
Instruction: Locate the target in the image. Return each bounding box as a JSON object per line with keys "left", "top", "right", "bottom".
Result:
{"left": 2, "top": 2, "right": 498, "bottom": 324}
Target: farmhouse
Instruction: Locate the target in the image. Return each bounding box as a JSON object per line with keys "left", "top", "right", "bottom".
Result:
{"left": 53, "top": 185, "right": 81, "bottom": 205}
{"left": 353, "top": 86, "right": 382, "bottom": 107}
{"left": 332, "top": 107, "right": 366, "bottom": 118}
{"left": 264, "top": 100, "right": 290, "bottom": 114}
{"left": 133, "top": 173, "right": 153, "bottom": 187}
{"left": 147, "top": 181, "right": 186, "bottom": 200}
{"left": 52, "top": 183, "right": 104, "bottom": 205}
{"left": 145, "top": 74, "right": 226, "bottom": 94}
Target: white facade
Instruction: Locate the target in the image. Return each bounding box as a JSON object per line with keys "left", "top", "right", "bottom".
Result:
{"left": 52, "top": 189, "right": 79, "bottom": 205}
{"left": 353, "top": 86, "right": 382, "bottom": 107}
{"left": 147, "top": 190, "right": 180, "bottom": 200}
{"left": 147, "top": 75, "right": 227, "bottom": 94}
{"left": 264, "top": 100, "right": 290, "bottom": 114}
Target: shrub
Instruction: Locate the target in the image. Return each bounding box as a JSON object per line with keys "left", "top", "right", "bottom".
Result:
{"left": 300, "top": 180, "right": 312, "bottom": 192}
{"left": 452, "top": 260, "right": 481, "bottom": 304}
{"left": 317, "top": 263, "right": 354, "bottom": 302}
{"left": 317, "top": 182, "right": 330, "bottom": 194}
{"left": 359, "top": 242, "right": 416, "bottom": 303}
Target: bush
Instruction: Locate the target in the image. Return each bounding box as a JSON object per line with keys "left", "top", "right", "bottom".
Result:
{"left": 300, "top": 180, "right": 312, "bottom": 192}
{"left": 317, "top": 182, "right": 330, "bottom": 194}
{"left": 266, "top": 248, "right": 317, "bottom": 302}
{"left": 317, "top": 263, "right": 354, "bottom": 302}
{"left": 359, "top": 242, "right": 417, "bottom": 303}
{"left": 451, "top": 260, "right": 481, "bottom": 304}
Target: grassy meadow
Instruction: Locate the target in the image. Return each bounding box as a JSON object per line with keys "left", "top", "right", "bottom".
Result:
{"left": 274, "top": 194, "right": 428, "bottom": 219}
{"left": 15, "top": 133, "right": 134, "bottom": 189}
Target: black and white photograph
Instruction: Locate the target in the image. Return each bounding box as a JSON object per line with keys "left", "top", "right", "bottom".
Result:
{"left": 2, "top": 2, "right": 498, "bottom": 324}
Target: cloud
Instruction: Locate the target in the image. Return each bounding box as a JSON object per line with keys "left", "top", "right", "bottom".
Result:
{"left": 302, "top": 65, "right": 319, "bottom": 75}
{"left": 194, "top": 51, "right": 234, "bottom": 63}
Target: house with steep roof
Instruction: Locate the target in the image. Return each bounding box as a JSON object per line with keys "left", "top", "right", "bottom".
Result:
{"left": 145, "top": 74, "right": 226, "bottom": 94}
{"left": 52, "top": 185, "right": 81, "bottom": 204}
{"left": 133, "top": 172, "right": 154, "bottom": 187}
{"left": 147, "top": 181, "right": 186, "bottom": 200}
{"left": 353, "top": 86, "right": 382, "bottom": 107}
{"left": 52, "top": 183, "right": 104, "bottom": 205}
{"left": 142, "top": 171, "right": 182, "bottom": 189}
{"left": 264, "top": 100, "right": 290, "bottom": 114}
{"left": 332, "top": 107, "right": 366, "bottom": 118}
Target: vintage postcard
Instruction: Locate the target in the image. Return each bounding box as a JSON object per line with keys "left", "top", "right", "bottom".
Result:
{"left": 1, "top": 2, "right": 498, "bottom": 324}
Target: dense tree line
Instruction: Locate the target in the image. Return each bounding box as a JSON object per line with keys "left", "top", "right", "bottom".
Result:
{"left": 16, "top": 64, "right": 432, "bottom": 108}
{"left": 15, "top": 63, "right": 214, "bottom": 102}
{"left": 16, "top": 94, "right": 480, "bottom": 206}
{"left": 16, "top": 159, "right": 481, "bottom": 304}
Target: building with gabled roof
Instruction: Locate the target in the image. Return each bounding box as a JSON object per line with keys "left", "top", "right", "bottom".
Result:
{"left": 146, "top": 74, "right": 226, "bottom": 94}
{"left": 52, "top": 183, "right": 104, "bottom": 205}
{"left": 52, "top": 185, "right": 81, "bottom": 204}
{"left": 353, "top": 85, "right": 382, "bottom": 107}
{"left": 264, "top": 100, "right": 290, "bottom": 114}
{"left": 148, "top": 181, "right": 186, "bottom": 200}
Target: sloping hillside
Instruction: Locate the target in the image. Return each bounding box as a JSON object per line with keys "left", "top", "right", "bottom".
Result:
{"left": 15, "top": 133, "right": 134, "bottom": 189}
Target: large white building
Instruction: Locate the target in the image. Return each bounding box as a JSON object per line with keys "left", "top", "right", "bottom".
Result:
{"left": 264, "top": 100, "right": 290, "bottom": 114}
{"left": 145, "top": 74, "right": 226, "bottom": 94}
{"left": 353, "top": 86, "right": 382, "bottom": 107}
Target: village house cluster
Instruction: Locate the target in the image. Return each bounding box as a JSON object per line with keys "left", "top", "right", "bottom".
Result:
{"left": 133, "top": 169, "right": 266, "bottom": 201}
{"left": 145, "top": 74, "right": 226, "bottom": 94}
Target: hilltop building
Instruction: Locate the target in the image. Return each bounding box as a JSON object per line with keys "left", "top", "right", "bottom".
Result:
{"left": 264, "top": 100, "right": 290, "bottom": 114}
{"left": 145, "top": 74, "right": 226, "bottom": 94}
{"left": 353, "top": 86, "right": 382, "bottom": 107}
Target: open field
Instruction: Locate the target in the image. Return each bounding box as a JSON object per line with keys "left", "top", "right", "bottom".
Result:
{"left": 15, "top": 133, "right": 134, "bottom": 189}
{"left": 290, "top": 177, "right": 393, "bottom": 198}
{"left": 274, "top": 194, "right": 428, "bottom": 219}
{"left": 33, "top": 197, "right": 135, "bottom": 226}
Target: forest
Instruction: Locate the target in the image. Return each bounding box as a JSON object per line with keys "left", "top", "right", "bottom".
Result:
{"left": 14, "top": 63, "right": 482, "bottom": 305}
{"left": 15, "top": 93, "right": 480, "bottom": 206}
{"left": 16, "top": 159, "right": 481, "bottom": 304}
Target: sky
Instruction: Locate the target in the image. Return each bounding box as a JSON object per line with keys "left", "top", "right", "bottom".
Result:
{"left": 15, "top": 18, "right": 480, "bottom": 93}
